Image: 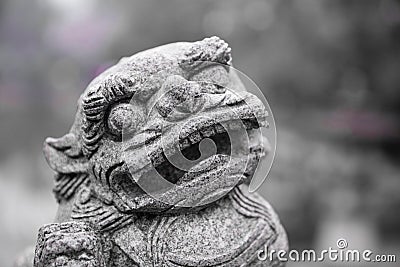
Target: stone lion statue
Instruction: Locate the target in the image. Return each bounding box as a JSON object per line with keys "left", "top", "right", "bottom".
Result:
{"left": 16, "top": 37, "right": 288, "bottom": 267}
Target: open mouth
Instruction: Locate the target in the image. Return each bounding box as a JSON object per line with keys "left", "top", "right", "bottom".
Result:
{"left": 148, "top": 117, "right": 266, "bottom": 188}
{"left": 116, "top": 95, "right": 270, "bottom": 210}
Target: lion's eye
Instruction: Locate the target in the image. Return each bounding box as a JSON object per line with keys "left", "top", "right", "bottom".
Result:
{"left": 107, "top": 103, "right": 143, "bottom": 138}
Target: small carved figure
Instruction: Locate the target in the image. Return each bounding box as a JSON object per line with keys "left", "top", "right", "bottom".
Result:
{"left": 19, "top": 37, "right": 288, "bottom": 266}
{"left": 34, "top": 222, "right": 110, "bottom": 267}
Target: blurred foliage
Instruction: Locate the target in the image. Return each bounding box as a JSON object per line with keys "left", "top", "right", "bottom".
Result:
{"left": 0, "top": 0, "right": 399, "bottom": 266}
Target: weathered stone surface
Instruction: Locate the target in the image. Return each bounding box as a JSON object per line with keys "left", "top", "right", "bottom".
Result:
{"left": 18, "top": 36, "right": 288, "bottom": 266}
{"left": 34, "top": 222, "right": 110, "bottom": 267}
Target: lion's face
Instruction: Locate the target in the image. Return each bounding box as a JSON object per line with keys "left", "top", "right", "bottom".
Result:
{"left": 44, "top": 37, "right": 269, "bottom": 214}
{"left": 34, "top": 222, "right": 108, "bottom": 267}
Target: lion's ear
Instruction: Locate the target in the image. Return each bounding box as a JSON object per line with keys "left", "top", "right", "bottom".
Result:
{"left": 43, "top": 133, "right": 88, "bottom": 174}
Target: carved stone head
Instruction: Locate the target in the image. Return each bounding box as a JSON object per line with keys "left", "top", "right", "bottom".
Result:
{"left": 34, "top": 222, "right": 109, "bottom": 267}
{"left": 44, "top": 37, "right": 269, "bottom": 214}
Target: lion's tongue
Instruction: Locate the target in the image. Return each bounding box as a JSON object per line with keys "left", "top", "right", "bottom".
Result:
{"left": 154, "top": 154, "right": 242, "bottom": 208}
{"left": 177, "top": 154, "right": 230, "bottom": 184}
{"left": 135, "top": 154, "right": 248, "bottom": 208}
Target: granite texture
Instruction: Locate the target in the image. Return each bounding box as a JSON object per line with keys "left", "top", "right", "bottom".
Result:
{"left": 17, "top": 37, "right": 288, "bottom": 266}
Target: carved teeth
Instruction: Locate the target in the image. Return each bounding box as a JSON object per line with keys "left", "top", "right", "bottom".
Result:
{"left": 259, "top": 120, "right": 269, "bottom": 128}
{"left": 215, "top": 124, "right": 225, "bottom": 133}
{"left": 151, "top": 151, "right": 166, "bottom": 166}
{"left": 153, "top": 118, "right": 266, "bottom": 167}
{"left": 188, "top": 132, "right": 202, "bottom": 144}
{"left": 201, "top": 126, "right": 215, "bottom": 138}
{"left": 180, "top": 138, "right": 191, "bottom": 149}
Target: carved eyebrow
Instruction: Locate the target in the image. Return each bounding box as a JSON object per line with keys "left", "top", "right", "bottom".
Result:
{"left": 81, "top": 73, "right": 138, "bottom": 156}
{"left": 179, "top": 36, "right": 232, "bottom": 72}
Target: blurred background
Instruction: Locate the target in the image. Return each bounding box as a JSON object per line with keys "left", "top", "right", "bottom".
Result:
{"left": 1, "top": 0, "right": 400, "bottom": 266}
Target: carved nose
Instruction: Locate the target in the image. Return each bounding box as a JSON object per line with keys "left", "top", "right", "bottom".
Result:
{"left": 156, "top": 75, "right": 205, "bottom": 119}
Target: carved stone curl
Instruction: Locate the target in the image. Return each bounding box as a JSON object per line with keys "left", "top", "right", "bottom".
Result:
{"left": 18, "top": 37, "right": 288, "bottom": 267}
